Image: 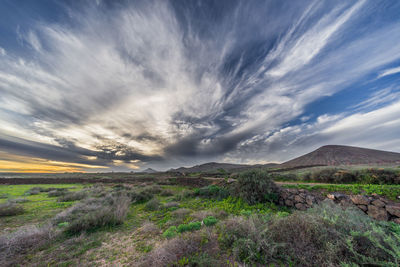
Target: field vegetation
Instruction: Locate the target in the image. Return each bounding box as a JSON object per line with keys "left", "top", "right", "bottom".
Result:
{"left": 274, "top": 166, "right": 400, "bottom": 184}
{"left": 0, "top": 170, "right": 399, "bottom": 266}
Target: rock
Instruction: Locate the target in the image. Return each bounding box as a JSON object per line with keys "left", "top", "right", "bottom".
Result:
{"left": 294, "top": 195, "right": 304, "bottom": 203}
{"left": 340, "top": 199, "right": 353, "bottom": 207}
{"left": 295, "top": 203, "right": 307, "bottom": 211}
{"left": 350, "top": 195, "right": 370, "bottom": 205}
{"left": 386, "top": 205, "right": 400, "bottom": 217}
{"left": 371, "top": 199, "right": 385, "bottom": 208}
{"left": 285, "top": 199, "right": 294, "bottom": 207}
{"left": 306, "top": 195, "right": 315, "bottom": 206}
{"left": 392, "top": 218, "right": 400, "bottom": 224}
{"left": 335, "top": 193, "right": 350, "bottom": 201}
{"left": 327, "top": 192, "right": 348, "bottom": 201}
{"left": 357, "top": 205, "right": 368, "bottom": 212}
{"left": 380, "top": 198, "right": 389, "bottom": 204}
{"left": 367, "top": 205, "right": 388, "bottom": 221}
{"left": 280, "top": 191, "right": 289, "bottom": 199}
{"left": 327, "top": 194, "right": 335, "bottom": 200}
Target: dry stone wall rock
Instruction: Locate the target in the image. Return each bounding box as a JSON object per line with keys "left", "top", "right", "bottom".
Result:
{"left": 278, "top": 187, "right": 400, "bottom": 224}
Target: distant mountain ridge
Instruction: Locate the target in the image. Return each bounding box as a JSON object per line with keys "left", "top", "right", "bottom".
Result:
{"left": 170, "top": 162, "right": 250, "bottom": 173}
{"left": 142, "top": 168, "right": 158, "bottom": 173}
{"left": 280, "top": 145, "right": 400, "bottom": 168}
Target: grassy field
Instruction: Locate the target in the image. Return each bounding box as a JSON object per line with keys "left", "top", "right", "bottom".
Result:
{"left": 1, "top": 171, "right": 400, "bottom": 266}
{"left": 0, "top": 184, "right": 85, "bottom": 232}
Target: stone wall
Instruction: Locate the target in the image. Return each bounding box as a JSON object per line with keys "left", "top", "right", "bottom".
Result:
{"left": 278, "top": 187, "right": 400, "bottom": 224}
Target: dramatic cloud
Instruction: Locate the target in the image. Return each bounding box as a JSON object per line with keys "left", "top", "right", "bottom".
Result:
{"left": 0, "top": 0, "right": 400, "bottom": 171}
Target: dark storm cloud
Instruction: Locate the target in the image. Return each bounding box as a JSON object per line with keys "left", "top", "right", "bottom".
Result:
{"left": 0, "top": 133, "right": 98, "bottom": 165}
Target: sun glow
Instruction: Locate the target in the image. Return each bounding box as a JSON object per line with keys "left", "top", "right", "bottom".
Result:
{"left": 0, "top": 152, "right": 108, "bottom": 173}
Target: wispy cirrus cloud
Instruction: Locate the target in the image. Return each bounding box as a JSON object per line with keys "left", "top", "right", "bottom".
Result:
{"left": 0, "top": 0, "right": 399, "bottom": 171}
{"left": 378, "top": 66, "right": 400, "bottom": 79}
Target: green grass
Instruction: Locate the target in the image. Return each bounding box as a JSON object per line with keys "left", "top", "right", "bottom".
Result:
{"left": 282, "top": 183, "right": 400, "bottom": 200}
{"left": 0, "top": 184, "right": 86, "bottom": 230}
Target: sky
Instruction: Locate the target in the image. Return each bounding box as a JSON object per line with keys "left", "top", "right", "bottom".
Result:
{"left": 0, "top": 0, "right": 400, "bottom": 172}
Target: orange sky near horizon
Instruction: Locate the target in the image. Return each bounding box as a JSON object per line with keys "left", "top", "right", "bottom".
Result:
{"left": 0, "top": 152, "right": 108, "bottom": 173}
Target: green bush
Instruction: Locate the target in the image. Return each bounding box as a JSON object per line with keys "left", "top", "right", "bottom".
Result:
{"left": 234, "top": 170, "right": 279, "bottom": 204}
{"left": 203, "top": 216, "right": 218, "bottom": 226}
{"left": 128, "top": 189, "right": 153, "bottom": 203}
{"left": 144, "top": 198, "right": 161, "bottom": 211}
{"left": 177, "top": 221, "right": 202, "bottom": 233}
{"left": 300, "top": 168, "right": 400, "bottom": 184}
{"left": 194, "top": 185, "right": 230, "bottom": 200}
{"left": 160, "top": 189, "right": 174, "bottom": 196}
{"left": 163, "top": 226, "right": 178, "bottom": 239}
{"left": 0, "top": 202, "right": 25, "bottom": 216}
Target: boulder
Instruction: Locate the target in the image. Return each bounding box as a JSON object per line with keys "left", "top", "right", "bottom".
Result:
{"left": 371, "top": 199, "right": 385, "bottom": 208}
{"left": 386, "top": 205, "right": 400, "bottom": 217}
{"left": 350, "top": 195, "right": 370, "bottom": 205}
{"left": 306, "top": 195, "right": 315, "bottom": 206}
{"left": 367, "top": 205, "right": 388, "bottom": 221}
{"left": 285, "top": 199, "right": 294, "bottom": 207}
{"left": 295, "top": 203, "right": 307, "bottom": 211}
{"left": 340, "top": 199, "right": 353, "bottom": 207}
{"left": 357, "top": 205, "right": 368, "bottom": 212}
{"left": 294, "top": 195, "right": 304, "bottom": 203}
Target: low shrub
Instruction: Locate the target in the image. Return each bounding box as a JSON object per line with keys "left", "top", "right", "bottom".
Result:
{"left": 0, "top": 224, "right": 56, "bottom": 266}
{"left": 24, "top": 187, "right": 41, "bottom": 195}
{"left": 144, "top": 198, "right": 161, "bottom": 211}
{"left": 177, "top": 221, "right": 202, "bottom": 233}
{"left": 194, "top": 185, "right": 230, "bottom": 200}
{"left": 172, "top": 190, "right": 195, "bottom": 201}
{"left": 160, "top": 189, "right": 174, "bottom": 196}
{"left": 300, "top": 168, "right": 400, "bottom": 184}
{"left": 8, "top": 198, "right": 30, "bottom": 204}
{"left": 57, "top": 191, "right": 87, "bottom": 202}
{"left": 203, "top": 216, "right": 218, "bottom": 226}
{"left": 0, "top": 202, "right": 25, "bottom": 216}
{"left": 171, "top": 208, "right": 191, "bottom": 219}
{"left": 191, "top": 210, "right": 215, "bottom": 221}
{"left": 57, "top": 190, "right": 87, "bottom": 202}
{"left": 48, "top": 188, "right": 69, "bottom": 197}
{"left": 233, "top": 170, "right": 279, "bottom": 204}
{"left": 139, "top": 222, "right": 159, "bottom": 235}
{"left": 0, "top": 194, "right": 9, "bottom": 199}
{"left": 143, "top": 185, "right": 162, "bottom": 194}
{"left": 128, "top": 189, "right": 153, "bottom": 203}
{"left": 164, "top": 201, "right": 180, "bottom": 209}
{"left": 54, "top": 194, "right": 130, "bottom": 234}
{"left": 163, "top": 226, "right": 178, "bottom": 239}
{"left": 218, "top": 201, "right": 400, "bottom": 266}
{"left": 142, "top": 229, "right": 219, "bottom": 267}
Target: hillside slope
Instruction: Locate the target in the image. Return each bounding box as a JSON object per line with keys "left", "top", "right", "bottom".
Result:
{"left": 280, "top": 145, "right": 400, "bottom": 168}
{"left": 171, "top": 162, "right": 250, "bottom": 173}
